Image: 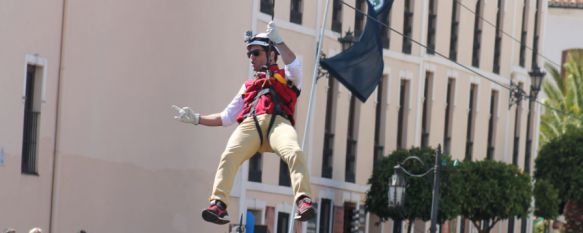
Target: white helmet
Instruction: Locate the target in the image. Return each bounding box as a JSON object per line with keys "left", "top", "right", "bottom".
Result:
{"left": 246, "top": 33, "right": 280, "bottom": 54}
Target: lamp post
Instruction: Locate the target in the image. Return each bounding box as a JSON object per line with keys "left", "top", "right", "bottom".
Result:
{"left": 388, "top": 146, "right": 443, "bottom": 233}
{"left": 388, "top": 172, "right": 406, "bottom": 208}
{"left": 338, "top": 30, "right": 356, "bottom": 50}
{"left": 524, "top": 66, "right": 545, "bottom": 175}
{"left": 520, "top": 66, "right": 545, "bottom": 233}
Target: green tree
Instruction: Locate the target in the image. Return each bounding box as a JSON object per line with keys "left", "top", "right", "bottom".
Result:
{"left": 540, "top": 50, "right": 583, "bottom": 146}
{"left": 365, "top": 147, "right": 462, "bottom": 232}
{"left": 534, "top": 179, "right": 560, "bottom": 233}
{"left": 458, "top": 160, "right": 532, "bottom": 233}
{"left": 535, "top": 128, "right": 583, "bottom": 233}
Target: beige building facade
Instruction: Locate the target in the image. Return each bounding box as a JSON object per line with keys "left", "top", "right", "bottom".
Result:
{"left": 544, "top": 0, "right": 583, "bottom": 66}
{"left": 0, "top": 0, "right": 547, "bottom": 233}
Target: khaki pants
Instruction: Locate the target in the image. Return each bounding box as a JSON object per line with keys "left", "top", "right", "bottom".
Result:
{"left": 209, "top": 114, "right": 312, "bottom": 207}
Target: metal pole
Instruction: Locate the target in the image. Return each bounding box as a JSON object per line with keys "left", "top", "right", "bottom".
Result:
{"left": 289, "top": 0, "right": 331, "bottom": 232}
{"left": 301, "top": 0, "right": 331, "bottom": 149}
{"left": 523, "top": 90, "right": 534, "bottom": 175}
{"left": 49, "top": 1, "right": 69, "bottom": 232}
{"left": 523, "top": 0, "right": 543, "bottom": 227}
{"left": 429, "top": 145, "right": 442, "bottom": 233}
{"left": 524, "top": 88, "right": 537, "bottom": 179}
{"left": 238, "top": 214, "right": 244, "bottom": 233}
{"left": 520, "top": 88, "right": 534, "bottom": 233}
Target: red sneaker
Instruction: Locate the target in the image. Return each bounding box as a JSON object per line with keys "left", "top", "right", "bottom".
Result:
{"left": 295, "top": 196, "right": 316, "bottom": 221}
{"left": 202, "top": 200, "right": 230, "bottom": 225}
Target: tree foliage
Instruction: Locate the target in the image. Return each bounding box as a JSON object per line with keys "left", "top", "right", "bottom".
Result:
{"left": 535, "top": 128, "right": 583, "bottom": 203}
{"left": 540, "top": 50, "right": 583, "bottom": 146}
{"left": 533, "top": 179, "right": 560, "bottom": 219}
{"left": 532, "top": 180, "right": 559, "bottom": 233}
{"left": 458, "top": 160, "right": 532, "bottom": 233}
{"left": 365, "top": 147, "right": 462, "bottom": 224}
{"left": 367, "top": 148, "right": 534, "bottom": 233}
{"left": 536, "top": 128, "right": 583, "bottom": 233}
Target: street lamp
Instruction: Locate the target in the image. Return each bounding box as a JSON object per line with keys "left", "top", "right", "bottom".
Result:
{"left": 521, "top": 66, "right": 545, "bottom": 233}
{"left": 388, "top": 146, "right": 443, "bottom": 233}
{"left": 508, "top": 80, "right": 527, "bottom": 109}
{"left": 338, "top": 30, "right": 357, "bottom": 50}
{"left": 388, "top": 172, "right": 406, "bottom": 208}
{"left": 528, "top": 66, "right": 546, "bottom": 100}
{"left": 524, "top": 66, "right": 545, "bottom": 175}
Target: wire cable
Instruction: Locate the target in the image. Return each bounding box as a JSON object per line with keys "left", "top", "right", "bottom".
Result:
{"left": 454, "top": 0, "right": 562, "bottom": 69}
{"left": 339, "top": 0, "right": 581, "bottom": 120}
{"left": 340, "top": 1, "right": 512, "bottom": 91}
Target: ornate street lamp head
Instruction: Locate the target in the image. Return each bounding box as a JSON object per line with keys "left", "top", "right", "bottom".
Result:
{"left": 338, "top": 30, "right": 356, "bottom": 50}
{"left": 528, "top": 66, "right": 546, "bottom": 99}
{"left": 388, "top": 167, "right": 406, "bottom": 208}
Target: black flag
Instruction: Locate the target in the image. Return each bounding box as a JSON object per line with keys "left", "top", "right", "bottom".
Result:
{"left": 320, "top": 0, "right": 394, "bottom": 102}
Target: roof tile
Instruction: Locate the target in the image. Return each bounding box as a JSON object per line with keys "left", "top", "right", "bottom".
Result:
{"left": 549, "top": 0, "right": 583, "bottom": 8}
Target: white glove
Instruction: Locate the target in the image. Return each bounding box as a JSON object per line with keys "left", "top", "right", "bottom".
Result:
{"left": 267, "top": 21, "right": 284, "bottom": 44}
{"left": 172, "top": 105, "right": 200, "bottom": 125}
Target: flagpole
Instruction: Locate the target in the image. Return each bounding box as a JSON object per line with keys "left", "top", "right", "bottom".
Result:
{"left": 301, "top": 0, "right": 330, "bottom": 155}
{"left": 287, "top": 0, "right": 331, "bottom": 233}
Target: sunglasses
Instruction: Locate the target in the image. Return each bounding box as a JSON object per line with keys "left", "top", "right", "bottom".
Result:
{"left": 246, "top": 49, "right": 263, "bottom": 58}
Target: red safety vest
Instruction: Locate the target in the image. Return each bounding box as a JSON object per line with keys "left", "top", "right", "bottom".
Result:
{"left": 237, "top": 64, "right": 300, "bottom": 125}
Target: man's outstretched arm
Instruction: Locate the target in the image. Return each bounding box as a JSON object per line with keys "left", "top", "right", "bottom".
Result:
{"left": 267, "top": 21, "right": 296, "bottom": 65}
{"left": 172, "top": 105, "right": 223, "bottom": 127}
{"left": 172, "top": 86, "right": 244, "bottom": 127}
{"left": 199, "top": 113, "right": 223, "bottom": 126}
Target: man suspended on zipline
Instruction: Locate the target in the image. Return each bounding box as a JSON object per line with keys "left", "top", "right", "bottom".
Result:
{"left": 172, "top": 21, "right": 316, "bottom": 225}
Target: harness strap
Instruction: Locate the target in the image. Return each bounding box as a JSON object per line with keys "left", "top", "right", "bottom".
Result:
{"left": 287, "top": 80, "right": 301, "bottom": 96}
{"left": 265, "top": 88, "right": 283, "bottom": 142}
{"left": 244, "top": 87, "right": 288, "bottom": 146}
{"left": 252, "top": 114, "right": 264, "bottom": 146}
{"left": 247, "top": 88, "right": 270, "bottom": 145}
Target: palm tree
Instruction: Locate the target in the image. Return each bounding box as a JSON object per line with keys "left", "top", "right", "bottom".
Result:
{"left": 538, "top": 49, "right": 583, "bottom": 233}
{"left": 539, "top": 50, "right": 583, "bottom": 146}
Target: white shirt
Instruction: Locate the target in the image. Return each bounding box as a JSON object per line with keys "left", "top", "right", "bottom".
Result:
{"left": 220, "top": 58, "right": 302, "bottom": 126}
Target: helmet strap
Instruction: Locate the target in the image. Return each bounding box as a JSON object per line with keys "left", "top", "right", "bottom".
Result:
{"left": 264, "top": 42, "right": 273, "bottom": 74}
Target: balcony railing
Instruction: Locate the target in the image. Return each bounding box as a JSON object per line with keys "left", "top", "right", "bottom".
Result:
{"left": 22, "top": 111, "right": 40, "bottom": 175}
{"left": 427, "top": 14, "right": 437, "bottom": 54}
{"left": 487, "top": 146, "right": 495, "bottom": 160}
{"left": 421, "top": 132, "right": 430, "bottom": 148}
{"left": 345, "top": 138, "right": 357, "bottom": 183}
{"left": 464, "top": 141, "right": 474, "bottom": 161}
{"left": 512, "top": 136, "right": 520, "bottom": 165}
{"left": 373, "top": 144, "right": 384, "bottom": 168}
{"left": 442, "top": 135, "right": 452, "bottom": 154}
{"left": 322, "top": 132, "right": 334, "bottom": 178}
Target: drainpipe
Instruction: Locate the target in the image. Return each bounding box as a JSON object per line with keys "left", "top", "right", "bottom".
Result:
{"left": 49, "top": 0, "right": 67, "bottom": 232}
